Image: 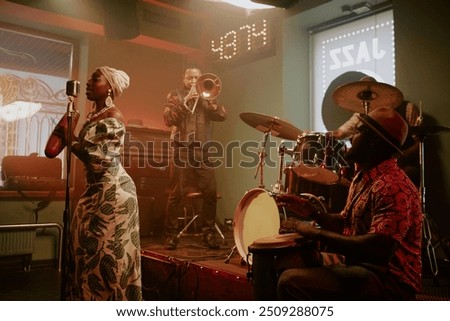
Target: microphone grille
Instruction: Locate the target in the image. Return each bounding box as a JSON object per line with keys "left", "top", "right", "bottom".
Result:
{"left": 66, "top": 80, "right": 80, "bottom": 97}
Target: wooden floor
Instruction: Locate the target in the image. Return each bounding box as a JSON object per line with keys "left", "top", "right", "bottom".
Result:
{"left": 0, "top": 230, "right": 449, "bottom": 301}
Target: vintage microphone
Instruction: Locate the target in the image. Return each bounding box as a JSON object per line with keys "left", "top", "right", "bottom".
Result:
{"left": 60, "top": 80, "right": 80, "bottom": 300}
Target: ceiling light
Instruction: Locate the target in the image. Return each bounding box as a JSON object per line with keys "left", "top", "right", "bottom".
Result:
{"left": 341, "top": 2, "right": 372, "bottom": 15}
{"left": 351, "top": 2, "right": 372, "bottom": 14}
{"left": 220, "top": 0, "right": 274, "bottom": 10}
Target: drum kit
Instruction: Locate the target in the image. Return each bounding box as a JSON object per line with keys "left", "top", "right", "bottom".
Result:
{"left": 229, "top": 112, "right": 344, "bottom": 298}
{"left": 230, "top": 111, "right": 346, "bottom": 299}
{"left": 228, "top": 78, "right": 450, "bottom": 298}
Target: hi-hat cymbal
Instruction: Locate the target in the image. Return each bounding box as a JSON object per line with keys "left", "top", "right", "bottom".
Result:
{"left": 409, "top": 125, "right": 450, "bottom": 137}
{"left": 293, "top": 164, "right": 339, "bottom": 185}
{"left": 333, "top": 80, "right": 404, "bottom": 113}
{"left": 240, "top": 112, "right": 303, "bottom": 141}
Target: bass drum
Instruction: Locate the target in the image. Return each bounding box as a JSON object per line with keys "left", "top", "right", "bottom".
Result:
{"left": 233, "top": 188, "right": 281, "bottom": 264}
{"left": 233, "top": 189, "right": 325, "bottom": 264}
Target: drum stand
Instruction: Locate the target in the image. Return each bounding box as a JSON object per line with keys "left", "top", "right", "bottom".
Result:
{"left": 417, "top": 132, "right": 439, "bottom": 278}
{"left": 224, "top": 245, "right": 237, "bottom": 263}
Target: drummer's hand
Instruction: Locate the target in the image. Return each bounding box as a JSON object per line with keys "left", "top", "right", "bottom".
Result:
{"left": 276, "top": 194, "right": 319, "bottom": 219}
{"left": 281, "top": 219, "right": 319, "bottom": 239}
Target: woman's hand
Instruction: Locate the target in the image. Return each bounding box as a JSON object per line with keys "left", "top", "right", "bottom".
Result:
{"left": 45, "top": 111, "right": 79, "bottom": 158}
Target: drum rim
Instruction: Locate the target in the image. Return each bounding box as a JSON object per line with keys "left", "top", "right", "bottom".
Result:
{"left": 248, "top": 232, "right": 303, "bottom": 251}
{"left": 233, "top": 188, "right": 280, "bottom": 264}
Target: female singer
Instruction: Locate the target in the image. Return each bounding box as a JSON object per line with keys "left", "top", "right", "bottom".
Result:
{"left": 45, "top": 66, "right": 142, "bottom": 300}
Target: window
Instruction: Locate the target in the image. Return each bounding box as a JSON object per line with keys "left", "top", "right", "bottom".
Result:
{"left": 0, "top": 25, "right": 75, "bottom": 185}
{"left": 310, "top": 8, "right": 394, "bottom": 132}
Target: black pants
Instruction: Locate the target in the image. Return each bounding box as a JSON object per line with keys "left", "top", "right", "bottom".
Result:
{"left": 277, "top": 263, "right": 415, "bottom": 301}
{"left": 165, "top": 148, "right": 218, "bottom": 235}
{"left": 164, "top": 162, "right": 183, "bottom": 236}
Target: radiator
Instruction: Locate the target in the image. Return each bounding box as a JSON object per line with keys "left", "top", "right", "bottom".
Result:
{"left": 0, "top": 230, "right": 36, "bottom": 257}
{"left": 0, "top": 223, "right": 63, "bottom": 271}
{"left": 0, "top": 229, "right": 35, "bottom": 271}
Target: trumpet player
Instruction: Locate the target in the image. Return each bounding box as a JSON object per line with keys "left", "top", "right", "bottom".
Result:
{"left": 163, "top": 67, "right": 227, "bottom": 250}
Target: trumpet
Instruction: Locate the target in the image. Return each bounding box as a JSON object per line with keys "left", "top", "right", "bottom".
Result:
{"left": 183, "top": 73, "right": 222, "bottom": 114}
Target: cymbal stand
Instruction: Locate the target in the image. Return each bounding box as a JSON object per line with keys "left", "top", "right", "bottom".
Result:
{"left": 272, "top": 142, "right": 286, "bottom": 194}
{"left": 417, "top": 131, "right": 439, "bottom": 277}
{"left": 357, "top": 90, "right": 374, "bottom": 114}
{"left": 254, "top": 131, "right": 270, "bottom": 188}
{"left": 363, "top": 100, "right": 370, "bottom": 114}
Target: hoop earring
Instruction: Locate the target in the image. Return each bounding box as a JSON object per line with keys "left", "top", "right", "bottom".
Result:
{"left": 105, "top": 89, "right": 114, "bottom": 107}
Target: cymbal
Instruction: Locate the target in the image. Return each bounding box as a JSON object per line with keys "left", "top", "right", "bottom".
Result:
{"left": 409, "top": 125, "right": 450, "bottom": 137}
{"left": 240, "top": 112, "right": 303, "bottom": 141}
{"left": 333, "top": 80, "right": 404, "bottom": 113}
{"left": 293, "top": 164, "right": 339, "bottom": 185}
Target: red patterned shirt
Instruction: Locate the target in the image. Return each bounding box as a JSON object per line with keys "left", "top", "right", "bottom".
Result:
{"left": 341, "top": 159, "right": 423, "bottom": 293}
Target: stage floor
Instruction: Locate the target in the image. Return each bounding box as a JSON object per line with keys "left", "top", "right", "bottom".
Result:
{"left": 139, "top": 229, "right": 450, "bottom": 301}
{"left": 140, "top": 230, "right": 256, "bottom": 300}
{"left": 0, "top": 229, "right": 449, "bottom": 301}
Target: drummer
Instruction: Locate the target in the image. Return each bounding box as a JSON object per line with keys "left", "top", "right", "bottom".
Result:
{"left": 277, "top": 107, "right": 423, "bottom": 300}
{"left": 333, "top": 76, "right": 421, "bottom": 186}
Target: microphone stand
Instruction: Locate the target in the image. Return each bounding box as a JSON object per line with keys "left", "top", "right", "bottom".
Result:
{"left": 60, "top": 94, "right": 76, "bottom": 300}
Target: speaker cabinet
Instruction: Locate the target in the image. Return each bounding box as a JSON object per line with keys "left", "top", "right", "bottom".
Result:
{"left": 123, "top": 127, "right": 171, "bottom": 236}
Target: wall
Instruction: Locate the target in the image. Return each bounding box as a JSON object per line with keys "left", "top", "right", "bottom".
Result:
{"left": 74, "top": 35, "right": 183, "bottom": 129}
{"left": 394, "top": 0, "right": 450, "bottom": 236}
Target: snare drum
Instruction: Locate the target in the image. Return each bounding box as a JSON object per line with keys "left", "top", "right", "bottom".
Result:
{"left": 248, "top": 233, "right": 320, "bottom": 300}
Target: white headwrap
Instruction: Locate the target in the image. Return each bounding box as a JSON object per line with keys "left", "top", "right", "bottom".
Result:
{"left": 98, "top": 66, "right": 130, "bottom": 97}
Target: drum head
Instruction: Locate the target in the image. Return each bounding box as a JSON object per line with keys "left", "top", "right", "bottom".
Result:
{"left": 250, "top": 232, "right": 303, "bottom": 250}
{"left": 233, "top": 188, "right": 280, "bottom": 263}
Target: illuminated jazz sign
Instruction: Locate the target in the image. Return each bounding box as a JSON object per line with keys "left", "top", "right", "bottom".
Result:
{"left": 328, "top": 38, "right": 387, "bottom": 70}
{"left": 312, "top": 10, "right": 395, "bottom": 131}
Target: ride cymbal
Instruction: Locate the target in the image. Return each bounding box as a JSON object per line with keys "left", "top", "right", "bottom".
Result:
{"left": 240, "top": 112, "right": 303, "bottom": 141}
{"left": 333, "top": 80, "right": 404, "bottom": 113}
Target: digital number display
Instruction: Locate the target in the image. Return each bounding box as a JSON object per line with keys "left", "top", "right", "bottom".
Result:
{"left": 209, "top": 19, "right": 271, "bottom": 64}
